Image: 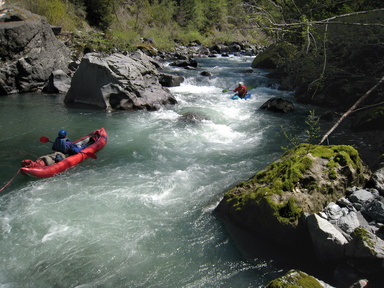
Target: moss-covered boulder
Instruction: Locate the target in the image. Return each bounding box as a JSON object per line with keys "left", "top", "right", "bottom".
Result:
{"left": 215, "top": 144, "right": 371, "bottom": 246}
{"left": 266, "top": 270, "right": 326, "bottom": 288}
{"left": 251, "top": 41, "right": 297, "bottom": 69}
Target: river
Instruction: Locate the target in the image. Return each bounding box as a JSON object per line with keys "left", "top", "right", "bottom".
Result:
{"left": 0, "top": 55, "right": 330, "bottom": 287}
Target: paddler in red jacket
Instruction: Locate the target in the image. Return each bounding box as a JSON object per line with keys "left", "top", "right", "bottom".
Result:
{"left": 233, "top": 82, "right": 248, "bottom": 98}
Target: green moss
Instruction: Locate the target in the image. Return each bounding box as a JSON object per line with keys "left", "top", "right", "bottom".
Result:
{"left": 266, "top": 270, "right": 323, "bottom": 288}
{"left": 255, "top": 147, "right": 313, "bottom": 192}
{"left": 333, "top": 146, "right": 360, "bottom": 168}
{"left": 301, "top": 144, "right": 333, "bottom": 158}
{"left": 326, "top": 159, "right": 338, "bottom": 169}
{"left": 328, "top": 169, "right": 337, "bottom": 180}
{"left": 326, "top": 160, "right": 338, "bottom": 180}
{"left": 278, "top": 198, "right": 302, "bottom": 223}
{"left": 223, "top": 143, "right": 368, "bottom": 220}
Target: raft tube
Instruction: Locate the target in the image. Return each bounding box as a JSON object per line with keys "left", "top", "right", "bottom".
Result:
{"left": 231, "top": 93, "right": 251, "bottom": 100}
{"left": 20, "top": 128, "right": 108, "bottom": 178}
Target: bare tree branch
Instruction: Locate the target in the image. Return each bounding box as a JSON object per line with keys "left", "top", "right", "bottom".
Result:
{"left": 318, "top": 75, "right": 384, "bottom": 145}
{"left": 271, "top": 8, "right": 384, "bottom": 28}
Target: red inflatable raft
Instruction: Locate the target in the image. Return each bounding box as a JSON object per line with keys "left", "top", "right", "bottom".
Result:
{"left": 20, "top": 128, "right": 108, "bottom": 178}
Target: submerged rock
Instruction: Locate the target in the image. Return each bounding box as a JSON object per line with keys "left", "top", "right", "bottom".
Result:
{"left": 260, "top": 97, "right": 294, "bottom": 113}
{"left": 179, "top": 112, "right": 208, "bottom": 124}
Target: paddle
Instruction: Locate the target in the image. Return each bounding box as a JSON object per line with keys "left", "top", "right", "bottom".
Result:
{"left": 222, "top": 86, "right": 253, "bottom": 93}
{"left": 39, "top": 136, "right": 97, "bottom": 159}
{"left": 40, "top": 136, "right": 53, "bottom": 143}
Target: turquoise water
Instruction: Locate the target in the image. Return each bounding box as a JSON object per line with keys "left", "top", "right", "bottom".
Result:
{"left": 0, "top": 56, "right": 319, "bottom": 287}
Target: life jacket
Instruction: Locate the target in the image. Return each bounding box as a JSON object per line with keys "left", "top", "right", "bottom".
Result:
{"left": 234, "top": 85, "right": 248, "bottom": 96}
{"left": 52, "top": 137, "right": 71, "bottom": 154}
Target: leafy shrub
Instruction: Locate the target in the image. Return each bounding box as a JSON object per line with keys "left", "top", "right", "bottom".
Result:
{"left": 8, "top": 0, "right": 80, "bottom": 31}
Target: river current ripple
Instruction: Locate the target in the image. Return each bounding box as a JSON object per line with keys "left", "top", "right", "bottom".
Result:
{"left": 0, "top": 55, "right": 322, "bottom": 287}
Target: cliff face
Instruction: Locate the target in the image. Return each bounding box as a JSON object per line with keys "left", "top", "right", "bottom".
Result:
{"left": 0, "top": 6, "right": 71, "bottom": 95}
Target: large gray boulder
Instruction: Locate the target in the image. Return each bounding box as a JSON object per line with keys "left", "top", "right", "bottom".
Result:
{"left": 159, "top": 73, "right": 184, "bottom": 87}
{"left": 0, "top": 6, "right": 71, "bottom": 94}
{"left": 64, "top": 52, "right": 177, "bottom": 111}
{"left": 307, "top": 213, "right": 348, "bottom": 261}
{"left": 43, "top": 70, "right": 71, "bottom": 94}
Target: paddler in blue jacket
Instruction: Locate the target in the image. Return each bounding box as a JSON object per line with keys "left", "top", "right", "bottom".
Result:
{"left": 52, "top": 130, "right": 83, "bottom": 155}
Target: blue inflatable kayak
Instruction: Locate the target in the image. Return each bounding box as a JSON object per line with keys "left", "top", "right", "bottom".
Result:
{"left": 231, "top": 93, "right": 251, "bottom": 100}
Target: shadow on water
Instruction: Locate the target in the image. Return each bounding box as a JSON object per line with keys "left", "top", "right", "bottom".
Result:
{"left": 217, "top": 218, "right": 337, "bottom": 284}
{"left": 215, "top": 211, "right": 384, "bottom": 288}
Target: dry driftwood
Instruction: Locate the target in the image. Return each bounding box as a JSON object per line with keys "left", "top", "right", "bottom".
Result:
{"left": 319, "top": 75, "right": 384, "bottom": 145}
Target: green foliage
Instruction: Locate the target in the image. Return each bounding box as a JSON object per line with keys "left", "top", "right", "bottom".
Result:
{"left": 8, "top": 0, "right": 269, "bottom": 51}
{"left": 262, "top": 1, "right": 384, "bottom": 106}
{"left": 10, "top": 0, "right": 383, "bottom": 59}
{"left": 83, "top": 0, "right": 116, "bottom": 31}
{"left": 108, "top": 29, "right": 140, "bottom": 51}
{"left": 280, "top": 48, "right": 328, "bottom": 93}
{"left": 305, "top": 110, "right": 321, "bottom": 145}
{"left": 150, "top": 0, "right": 177, "bottom": 27}
{"left": 276, "top": 0, "right": 383, "bottom": 23}
{"left": 7, "top": 0, "right": 81, "bottom": 31}
{"left": 281, "top": 110, "right": 321, "bottom": 151}
{"left": 281, "top": 126, "right": 301, "bottom": 151}
{"left": 70, "top": 31, "right": 117, "bottom": 57}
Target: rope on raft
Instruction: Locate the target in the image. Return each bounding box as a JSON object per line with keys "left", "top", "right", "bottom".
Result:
{"left": 0, "top": 169, "right": 20, "bottom": 192}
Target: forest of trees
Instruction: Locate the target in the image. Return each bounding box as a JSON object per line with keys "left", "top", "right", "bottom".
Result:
{"left": 8, "top": 0, "right": 383, "bottom": 51}
{"left": 8, "top": 0, "right": 253, "bottom": 50}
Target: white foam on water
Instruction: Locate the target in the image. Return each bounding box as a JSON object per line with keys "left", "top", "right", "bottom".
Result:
{"left": 41, "top": 224, "right": 76, "bottom": 243}
{"left": 0, "top": 56, "right": 313, "bottom": 288}
{"left": 170, "top": 83, "right": 220, "bottom": 95}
